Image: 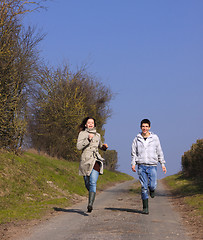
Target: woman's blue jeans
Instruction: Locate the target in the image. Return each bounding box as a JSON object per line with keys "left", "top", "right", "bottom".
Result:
{"left": 137, "top": 165, "right": 157, "bottom": 200}
{"left": 83, "top": 169, "right": 99, "bottom": 193}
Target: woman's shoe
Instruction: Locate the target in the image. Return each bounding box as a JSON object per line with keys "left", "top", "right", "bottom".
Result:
{"left": 87, "top": 192, "right": 96, "bottom": 213}
{"left": 87, "top": 205, "right": 92, "bottom": 212}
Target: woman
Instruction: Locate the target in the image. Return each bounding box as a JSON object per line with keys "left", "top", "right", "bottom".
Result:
{"left": 77, "top": 117, "right": 108, "bottom": 212}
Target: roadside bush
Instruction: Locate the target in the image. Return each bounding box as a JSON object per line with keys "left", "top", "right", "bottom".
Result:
{"left": 103, "top": 150, "right": 118, "bottom": 171}
{"left": 181, "top": 139, "right": 203, "bottom": 178}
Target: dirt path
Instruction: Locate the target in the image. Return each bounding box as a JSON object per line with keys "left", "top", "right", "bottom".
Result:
{"left": 15, "top": 180, "right": 193, "bottom": 240}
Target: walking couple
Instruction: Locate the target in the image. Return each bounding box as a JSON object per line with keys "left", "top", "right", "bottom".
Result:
{"left": 77, "top": 117, "right": 166, "bottom": 214}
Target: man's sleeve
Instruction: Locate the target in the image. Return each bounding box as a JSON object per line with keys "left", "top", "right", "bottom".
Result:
{"left": 156, "top": 135, "right": 165, "bottom": 166}
{"left": 131, "top": 138, "right": 137, "bottom": 166}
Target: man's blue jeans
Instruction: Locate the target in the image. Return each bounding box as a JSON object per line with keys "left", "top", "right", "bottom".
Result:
{"left": 137, "top": 165, "right": 157, "bottom": 200}
{"left": 83, "top": 169, "right": 99, "bottom": 193}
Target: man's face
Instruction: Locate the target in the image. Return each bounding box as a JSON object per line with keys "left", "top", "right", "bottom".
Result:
{"left": 141, "top": 123, "right": 151, "bottom": 134}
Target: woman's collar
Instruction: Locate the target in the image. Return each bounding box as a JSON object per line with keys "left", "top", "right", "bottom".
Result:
{"left": 85, "top": 127, "right": 96, "bottom": 133}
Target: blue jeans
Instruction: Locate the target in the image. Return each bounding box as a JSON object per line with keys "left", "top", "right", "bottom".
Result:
{"left": 83, "top": 169, "right": 99, "bottom": 193}
{"left": 137, "top": 165, "right": 157, "bottom": 200}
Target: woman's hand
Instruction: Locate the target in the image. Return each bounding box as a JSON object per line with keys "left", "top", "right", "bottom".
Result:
{"left": 88, "top": 134, "right": 94, "bottom": 141}
{"left": 102, "top": 143, "right": 108, "bottom": 151}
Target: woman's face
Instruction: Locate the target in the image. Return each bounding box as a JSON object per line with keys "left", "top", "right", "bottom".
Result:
{"left": 85, "top": 118, "right": 95, "bottom": 129}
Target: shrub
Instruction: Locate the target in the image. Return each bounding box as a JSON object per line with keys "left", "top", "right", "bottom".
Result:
{"left": 181, "top": 139, "right": 203, "bottom": 178}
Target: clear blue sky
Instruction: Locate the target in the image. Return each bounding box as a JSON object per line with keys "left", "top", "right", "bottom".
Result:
{"left": 24, "top": 0, "right": 203, "bottom": 178}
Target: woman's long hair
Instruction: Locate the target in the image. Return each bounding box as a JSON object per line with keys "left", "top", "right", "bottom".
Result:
{"left": 78, "top": 117, "right": 96, "bottom": 132}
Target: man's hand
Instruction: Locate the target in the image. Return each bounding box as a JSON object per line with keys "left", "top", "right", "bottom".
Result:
{"left": 162, "top": 165, "right": 167, "bottom": 174}
{"left": 132, "top": 165, "right": 136, "bottom": 172}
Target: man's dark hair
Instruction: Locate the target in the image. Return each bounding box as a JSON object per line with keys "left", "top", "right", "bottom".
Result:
{"left": 140, "top": 119, "right": 151, "bottom": 127}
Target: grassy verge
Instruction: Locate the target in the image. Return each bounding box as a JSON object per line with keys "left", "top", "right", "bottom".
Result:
{"left": 129, "top": 181, "right": 141, "bottom": 195}
{"left": 163, "top": 173, "right": 203, "bottom": 218}
{"left": 0, "top": 150, "right": 133, "bottom": 224}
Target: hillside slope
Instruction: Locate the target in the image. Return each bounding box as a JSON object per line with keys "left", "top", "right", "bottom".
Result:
{"left": 0, "top": 150, "right": 133, "bottom": 224}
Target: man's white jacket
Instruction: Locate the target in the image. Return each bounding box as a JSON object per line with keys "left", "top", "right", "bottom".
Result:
{"left": 131, "top": 132, "right": 165, "bottom": 167}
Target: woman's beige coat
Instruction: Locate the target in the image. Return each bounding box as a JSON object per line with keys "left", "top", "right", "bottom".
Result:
{"left": 77, "top": 128, "right": 104, "bottom": 176}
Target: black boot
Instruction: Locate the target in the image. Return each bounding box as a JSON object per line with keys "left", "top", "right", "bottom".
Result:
{"left": 142, "top": 199, "right": 149, "bottom": 214}
{"left": 87, "top": 192, "right": 96, "bottom": 213}
{"left": 150, "top": 189, "right": 155, "bottom": 198}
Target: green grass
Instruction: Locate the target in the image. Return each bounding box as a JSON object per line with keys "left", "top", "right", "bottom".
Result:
{"left": 129, "top": 181, "right": 141, "bottom": 194}
{"left": 0, "top": 150, "right": 133, "bottom": 224}
{"left": 163, "top": 173, "right": 203, "bottom": 217}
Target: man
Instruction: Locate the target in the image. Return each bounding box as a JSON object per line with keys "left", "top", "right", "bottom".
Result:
{"left": 131, "top": 119, "right": 167, "bottom": 214}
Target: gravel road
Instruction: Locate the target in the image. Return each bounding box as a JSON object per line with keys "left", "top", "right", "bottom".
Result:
{"left": 20, "top": 180, "right": 191, "bottom": 240}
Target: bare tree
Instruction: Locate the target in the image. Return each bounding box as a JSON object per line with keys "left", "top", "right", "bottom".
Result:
{"left": 0, "top": 0, "right": 45, "bottom": 150}
{"left": 29, "top": 65, "right": 113, "bottom": 160}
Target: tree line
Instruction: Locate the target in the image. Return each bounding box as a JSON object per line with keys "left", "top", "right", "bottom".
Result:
{"left": 0, "top": 0, "right": 118, "bottom": 170}
{"left": 181, "top": 139, "right": 203, "bottom": 179}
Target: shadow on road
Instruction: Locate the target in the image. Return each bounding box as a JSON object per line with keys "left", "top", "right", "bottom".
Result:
{"left": 105, "top": 207, "right": 143, "bottom": 214}
{"left": 103, "top": 188, "right": 129, "bottom": 193}
{"left": 53, "top": 207, "right": 89, "bottom": 216}
{"left": 154, "top": 190, "right": 172, "bottom": 197}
